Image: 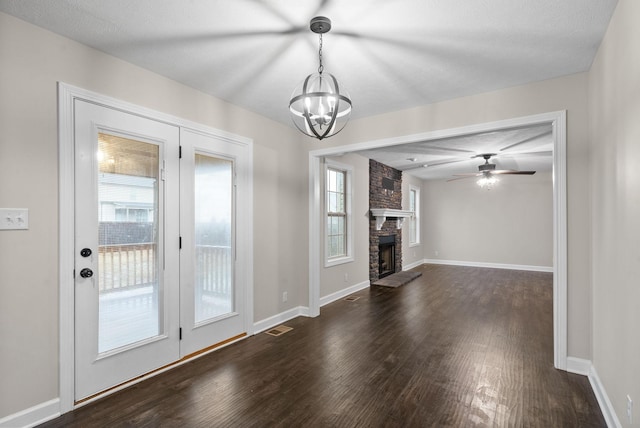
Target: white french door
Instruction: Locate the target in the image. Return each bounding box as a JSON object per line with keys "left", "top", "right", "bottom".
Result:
{"left": 179, "top": 129, "right": 246, "bottom": 355}
{"left": 74, "top": 100, "right": 181, "bottom": 400}
{"left": 73, "top": 100, "right": 249, "bottom": 401}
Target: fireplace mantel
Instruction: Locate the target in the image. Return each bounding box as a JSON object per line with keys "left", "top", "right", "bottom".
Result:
{"left": 370, "top": 208, "right": 413, "bottom": 231}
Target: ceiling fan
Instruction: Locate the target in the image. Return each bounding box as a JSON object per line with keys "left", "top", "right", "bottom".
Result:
{"left": 447, "top": 153, "right": 536, "bottom": 186}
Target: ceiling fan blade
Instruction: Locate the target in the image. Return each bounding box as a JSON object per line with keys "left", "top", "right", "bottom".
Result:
{"left": 493, "top": 170, "right": 537, "bottom": 175}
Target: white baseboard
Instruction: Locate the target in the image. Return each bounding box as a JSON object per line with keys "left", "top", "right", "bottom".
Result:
{"left": 0, "top": 398, "right": 60, "bottom": 428}
{"left": 253, "top": 306, "right": 310, "bottom": 334}
{"left": 423, "top": 259, "right": 553, "bottom": 273}
{"left": 566, "top": 357, "right": 592, "bottom": 376}
{"left": 566, "top": 357, "right": 621, "bottom": 428}
{"left": 402, "top": 260, "right": 424, "bottom": 271}
{"left": 319, "top": 280, "right": 370, "bottom": 307}
{"left": 253, "top": 281, "right": 371, "bottom": 334}
{"left": 587, "top": 363, "right": 622, "bottom": 428}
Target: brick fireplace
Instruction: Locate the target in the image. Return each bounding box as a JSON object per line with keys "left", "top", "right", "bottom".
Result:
{"left": 369, "top": 159, "right": 403, "bottom": 282}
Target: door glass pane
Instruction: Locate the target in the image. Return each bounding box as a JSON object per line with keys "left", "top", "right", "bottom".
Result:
{"left": 194, "top": 154, "right": 234, "bottom": 323}
{"left": 97, "top": 133, "right": 160, "bottom": 353}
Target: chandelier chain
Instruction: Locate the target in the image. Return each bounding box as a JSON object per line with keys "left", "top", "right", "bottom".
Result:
{"left": 318, "top": 33, "right": 324, "bottom": 74}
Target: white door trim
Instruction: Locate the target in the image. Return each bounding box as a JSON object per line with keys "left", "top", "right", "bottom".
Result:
{"left": 58, "top": 82, "right": 254, "bottom": 412}
{"left": 308, "top": 110, "right": 568, "bottom": 370}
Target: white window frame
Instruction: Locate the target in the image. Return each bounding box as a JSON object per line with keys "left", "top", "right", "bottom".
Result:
{"left": 409, "top": 185, "right": 420, "bottom": 246}
{"left": 324, "top": 160, "right": 353, "bottom": 267}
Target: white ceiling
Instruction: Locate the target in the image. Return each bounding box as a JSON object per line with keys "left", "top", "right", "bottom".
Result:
{"left": 0, "top": 0, "right": 617, "bottom": 179}
{"left": 352, "top": 123, "right": 553, "bottom": 180}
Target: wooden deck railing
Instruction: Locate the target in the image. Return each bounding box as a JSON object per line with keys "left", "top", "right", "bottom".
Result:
{"left": 195, "top": 245, "right": 232, "bottom": 296}
{"left": 98, "top": 243, "right": 232, "bottom": 295}
{"left": 99, "top": 243, "right": 157, "bottom": 292}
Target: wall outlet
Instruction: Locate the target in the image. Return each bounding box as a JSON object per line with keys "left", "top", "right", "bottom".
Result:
{"left": 344, "top": 273, "right": 348, "bottom": 283}
{"left": 628, "top": 395, "right": 633, "bottom": 424}
{"left": 282, "top": 291, "right": 288, "bottom": 303}
{"left": 434, "top": 250, "right": 439, "bottom": 257}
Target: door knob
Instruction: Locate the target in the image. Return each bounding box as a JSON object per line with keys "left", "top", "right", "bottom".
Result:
{"left": 80, "top": 268, "right": 94, "bottom": 278}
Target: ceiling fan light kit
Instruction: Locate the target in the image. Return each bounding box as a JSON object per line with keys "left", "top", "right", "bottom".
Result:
{"left": 477, "top": 173, "right": 499, "bottom": 189}
{"left": 289, "top": 16, "right": 352, "bottom": 140}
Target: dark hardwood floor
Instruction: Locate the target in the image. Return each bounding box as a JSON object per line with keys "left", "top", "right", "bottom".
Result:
{"left": 40, "top": 264, "right": 605, "bottom": 427}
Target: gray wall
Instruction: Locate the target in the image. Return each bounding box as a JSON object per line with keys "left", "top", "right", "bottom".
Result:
{"left": 421, "top": 172, "right": 553, "bottom": 268}
{"left": 319, "top": 153, "right": 370, "bottom": 298}
{"left": 589, "top": 0, "right": 640, "bottom": 423}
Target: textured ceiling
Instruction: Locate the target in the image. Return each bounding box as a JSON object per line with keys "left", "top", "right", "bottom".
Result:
{"left": 0, "top": 0, "right": 617, "bottom": 179}
{"left": 353, "top": 124, "right": 553, "bottom": 180}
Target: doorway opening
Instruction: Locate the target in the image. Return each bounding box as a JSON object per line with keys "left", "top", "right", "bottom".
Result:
{"left": 308, "top": 110, "right": 567, "bottom": 371}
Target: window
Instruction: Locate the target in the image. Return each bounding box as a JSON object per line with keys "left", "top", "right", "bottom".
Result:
{"left": 327, "top": 167, "right": 346, "bottom": 258}
{"left": 409, "top": 186, "right": 420, "bottom": 245}
{"left": 325, "top": 161, "right": 353, "bottom": 266}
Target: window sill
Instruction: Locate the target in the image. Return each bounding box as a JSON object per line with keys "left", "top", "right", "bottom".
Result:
{"left": 409, "top": 242, "right": 421, "bottom": 248}
{"left": 325, "top": 255, "right": 354, "bottom": 268}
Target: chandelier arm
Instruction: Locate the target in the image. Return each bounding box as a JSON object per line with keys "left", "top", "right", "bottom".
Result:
{"left": 301, "top": 75, "right": 324, "bottom": 140}
{"left": 322, "top": 74, "right": 340, "bottom": 136}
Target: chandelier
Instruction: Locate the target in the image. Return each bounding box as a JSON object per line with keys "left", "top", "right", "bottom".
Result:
{"left": 289, "top": 17, "right": 352, "bottom": 140}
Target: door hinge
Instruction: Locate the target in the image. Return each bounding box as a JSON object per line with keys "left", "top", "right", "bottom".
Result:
{"left": 179, "top": 327, "right": 182, "bottom": 340}
{"left": 179, "top": 145, "right": 182, "bottom": 159}
{"left": 179, "top": 236, "right": 182, "bottom": 249}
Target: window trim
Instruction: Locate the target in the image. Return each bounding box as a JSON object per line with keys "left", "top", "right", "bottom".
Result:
{"left": 324, "top": 160, "right": 354, "bottom": 267}
{"left": 409, "top": 185, "right": 420, "bottom": 246}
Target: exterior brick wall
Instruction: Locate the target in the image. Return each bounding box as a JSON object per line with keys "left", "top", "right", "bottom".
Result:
{"left": 369, "top": 159, "right": 403, "bottom": 282}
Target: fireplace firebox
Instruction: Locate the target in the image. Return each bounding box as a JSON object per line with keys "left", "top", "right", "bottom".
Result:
{"left": 378, "top": 235, "right": 396, "bottom": 279}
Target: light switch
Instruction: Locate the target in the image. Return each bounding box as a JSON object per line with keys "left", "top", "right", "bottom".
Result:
{"left": 0, "top": 208, "right": 29, "bottom": 230}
